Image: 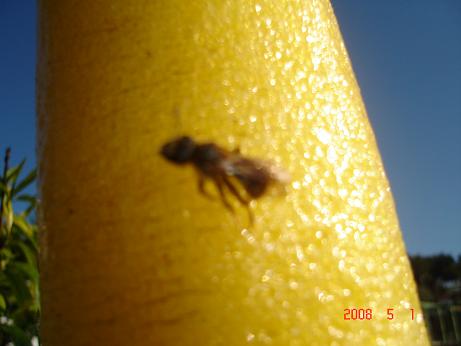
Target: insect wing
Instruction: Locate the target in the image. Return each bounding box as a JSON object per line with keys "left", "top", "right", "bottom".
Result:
{"left": 222, "top": 157, "right": 271, "bottom": 198}
{"left": 266, "top": 164, "right": 291, "bottom": 185}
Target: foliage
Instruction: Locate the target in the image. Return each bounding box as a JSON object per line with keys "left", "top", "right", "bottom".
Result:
{"left": 0, "top": 148, "right": 39, "bottom": 346}
{"left": 410, "top": 253, "right": 461, "bottom": 303}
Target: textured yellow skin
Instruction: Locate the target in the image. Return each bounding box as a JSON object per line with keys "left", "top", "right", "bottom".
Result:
{"left": 37, "top": 0, "right": 429, "bottom": 345}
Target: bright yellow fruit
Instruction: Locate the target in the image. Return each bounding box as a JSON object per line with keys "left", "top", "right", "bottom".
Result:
{"left": 38, "top": 0, "right": 430, "bottom": 345}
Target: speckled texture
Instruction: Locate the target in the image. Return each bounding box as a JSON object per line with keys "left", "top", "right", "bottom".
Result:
{"left": 37, "top": 0, "right": 429, "bottom": 345}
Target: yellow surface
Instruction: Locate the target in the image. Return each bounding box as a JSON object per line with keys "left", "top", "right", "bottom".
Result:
{"left": 37, "top": 0, "right": 429, "bottom": 345}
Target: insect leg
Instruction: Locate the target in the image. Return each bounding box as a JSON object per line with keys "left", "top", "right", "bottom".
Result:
{"left": 213, "top": 176, "right": 235, "bottom": 213}
{"left": 222, "top": 176, "right": 250, "bottom": 206}
{"left": 222, "top": 176, "right": 254, "bottom": 225}
{"left": 198, "top": 174, "right": 214, "bottom": 200}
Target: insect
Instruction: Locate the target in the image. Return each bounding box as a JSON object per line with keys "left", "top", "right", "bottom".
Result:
{"left": 160, "top": 135, "right": 290, "bottom": 223}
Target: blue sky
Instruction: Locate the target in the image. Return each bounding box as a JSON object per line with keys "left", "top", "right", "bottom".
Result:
{"left": 0, "top": 1, "right": 36, "bottom": 176}
{"left": 0, "top": 1, "right": 459, "bottom": 256}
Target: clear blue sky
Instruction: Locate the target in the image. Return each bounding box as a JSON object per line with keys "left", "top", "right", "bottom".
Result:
{"left": 0, "top": 1, "right": 459, "bottom": 256}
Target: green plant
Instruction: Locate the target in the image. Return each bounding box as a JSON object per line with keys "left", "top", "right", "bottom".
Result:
{"left": 0, "top": 148, "right": 39, "bottom": 346}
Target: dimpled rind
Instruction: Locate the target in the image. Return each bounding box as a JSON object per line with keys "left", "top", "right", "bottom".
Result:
{"left": 38, "top": 0, "right": 430, "bottom": 345}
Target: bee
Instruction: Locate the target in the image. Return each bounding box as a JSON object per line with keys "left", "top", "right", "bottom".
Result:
{"left": 160, "top": 135, "right": 290, "bottom": 223}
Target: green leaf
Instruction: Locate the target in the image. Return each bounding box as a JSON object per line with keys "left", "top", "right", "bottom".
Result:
{"left": 32, "top": 284, "right": 40, "bottom": 312}
{"left": 17, "top": 242, "right": 37, "bottom": 268}
{"left": 12, "top": 169, "right": 36, "bottom": 197}
{"left": 0, "top": 181, "right": 7, "bottom": 193}
{"left": 0, "top": 248, "right": 13, "bottom": 259}
{"left": 15, "top": 194, "right": 36, "bottom": 205}
{"left": 13, "top": 262, "right": 39, "bottom": 284}
{"left": 13, "top": 215, "right": 33, "bottom": 239}
{"left": 6, "top": 159, "right": 25, "bottom": 185}
{"left": 0, "top": 248, "right": 13, "bottom": 269}
{"left": 5, "top": 264, "right": 32, "bottom": 303}
{"left": 28, "top": 229, "right": 39, "bottom": 252}
{"left": 0, "top": 272, "right": 10, "bottom": 286}
{"left": 16, "top": 195, "right": 38, "bottom": 218}
{"left": 16, "top": 226, "right": 39, "bottom": 252}
{"left": 0, "top": 294, "right": 6, "bottom": 310}
{"left": 4, "top": 201, "right": 13, "bottom": 233}
{"left": 0, "top": 324, "right": 31, "bottom": 346}
{"left": 22, "top": 206, "right": 35, "bottom": 219}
